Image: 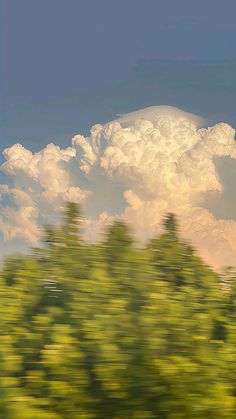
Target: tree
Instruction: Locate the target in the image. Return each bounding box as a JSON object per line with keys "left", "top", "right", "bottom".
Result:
{"left": 0, "top": 203, "right": 235, "bottom": 418}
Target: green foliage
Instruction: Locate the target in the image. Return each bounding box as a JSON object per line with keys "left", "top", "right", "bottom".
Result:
{"left": 163, "top": 213, "right": 178, "bottom": 238}
{"left": 0, "top": 203, "right": 236, "bottom": 418}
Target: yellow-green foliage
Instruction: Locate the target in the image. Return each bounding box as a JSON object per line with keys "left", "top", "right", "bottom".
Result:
{"left": 0, "top": 204, "right": 235, "bottom": 418}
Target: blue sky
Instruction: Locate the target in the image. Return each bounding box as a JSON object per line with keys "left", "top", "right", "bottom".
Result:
{"left": 1, "top": 0, "right": 236, "bottom": 154}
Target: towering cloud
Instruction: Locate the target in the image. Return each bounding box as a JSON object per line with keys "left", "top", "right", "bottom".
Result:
{"left": 1, "top": 106, "right": 236, "bottom": 269}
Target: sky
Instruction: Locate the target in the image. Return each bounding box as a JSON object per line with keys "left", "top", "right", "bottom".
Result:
{"left": 2, "top": 0, "right": 236, "bottom": 151}
{"left": 1, "top": 0, "right": 236, "bottom": 268}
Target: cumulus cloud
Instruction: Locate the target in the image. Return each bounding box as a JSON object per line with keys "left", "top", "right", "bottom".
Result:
{"left": 1, "top": 105, "right": 236, "bottom": 269}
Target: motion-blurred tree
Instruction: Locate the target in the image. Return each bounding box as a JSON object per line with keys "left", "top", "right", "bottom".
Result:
{"left": 0, "top": 204, "right": 235, "bottom": 418}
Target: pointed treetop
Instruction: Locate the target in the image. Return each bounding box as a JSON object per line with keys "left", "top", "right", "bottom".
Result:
{"left": 63, "top": 202, "right": 82, "bottom": 227}
{"left": 163, "top": 213, "right": 178, "bottom": 237}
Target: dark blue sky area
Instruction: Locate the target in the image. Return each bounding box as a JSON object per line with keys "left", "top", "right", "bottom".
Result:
{"left": 1, "top": 0, "right": 236, "bottom": 153}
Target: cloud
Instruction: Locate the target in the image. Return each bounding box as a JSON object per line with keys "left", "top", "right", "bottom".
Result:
{"left": 1, "top": 105, "right": 236, "bottom": 269}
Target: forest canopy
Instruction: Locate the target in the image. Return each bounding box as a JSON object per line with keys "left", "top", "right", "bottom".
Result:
{"left": 0, "top": 203, "right": 236, "bottom": 418}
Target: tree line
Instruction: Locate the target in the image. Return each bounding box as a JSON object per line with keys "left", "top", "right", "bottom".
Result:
{"left": 0, "top": 203, "right": 236, "bottom": 418}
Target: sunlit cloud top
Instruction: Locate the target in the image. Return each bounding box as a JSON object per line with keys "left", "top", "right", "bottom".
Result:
{"left": 1, "top": 105, "right": 236, "bottom": 269}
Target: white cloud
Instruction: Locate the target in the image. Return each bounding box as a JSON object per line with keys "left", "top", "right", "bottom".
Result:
{"left": 0, "top": 143, "right": 90, "bottom": 244}
{"left": 1, "top": 105, "right": 236, "bottom": 269}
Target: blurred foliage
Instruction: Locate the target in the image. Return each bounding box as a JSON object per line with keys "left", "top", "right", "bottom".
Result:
{"left": 0, "top": 203, "right": 236, "bottom": 418}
